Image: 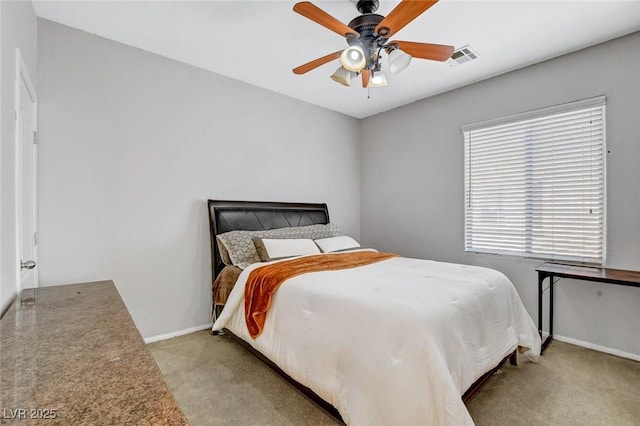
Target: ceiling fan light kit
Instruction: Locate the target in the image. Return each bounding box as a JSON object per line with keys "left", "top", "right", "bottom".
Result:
{"left": 340, "top": 45, "right": 367, "bottom": 72}
{"left": 388, "top": 47, "right": 412, "bottom": 74}
{"left": 367, "top": 71, "right": 388, "bottom": 88}
{"left": 292, "top": 0, "right": 455, "bottom": 89}
{"left": 330, "top": 67, "right": 357, "bottom": 86}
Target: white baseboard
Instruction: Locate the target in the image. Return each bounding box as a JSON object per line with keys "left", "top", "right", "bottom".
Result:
{"left": 142, "top": 325, "right": 640, "bottom": 362}
{"left": 553, "top": 334, "right": 640, "bottom": 362}
{"left": 144, "top": 323, "right": 212, "bottom": 344}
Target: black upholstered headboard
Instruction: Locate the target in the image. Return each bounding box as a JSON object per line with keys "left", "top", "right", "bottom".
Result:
{"left": 207, "top": 200, "right": 330, "bottom": 280}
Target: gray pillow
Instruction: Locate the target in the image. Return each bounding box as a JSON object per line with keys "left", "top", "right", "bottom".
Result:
{"left": 216, "top": 223, "right": 342, "bottom": 269}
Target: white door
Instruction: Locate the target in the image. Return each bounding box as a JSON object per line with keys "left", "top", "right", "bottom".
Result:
{"left": 16, "top": 50, "right": 38, "bottom": 290}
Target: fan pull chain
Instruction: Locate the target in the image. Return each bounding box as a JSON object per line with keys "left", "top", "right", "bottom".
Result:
{"left": 367, "top": 87, "right": 371, "bottom": 99}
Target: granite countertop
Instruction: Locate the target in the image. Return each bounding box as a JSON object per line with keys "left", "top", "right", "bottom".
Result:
{"left": 0, "top": 281, "right": 187, "bottom": 425}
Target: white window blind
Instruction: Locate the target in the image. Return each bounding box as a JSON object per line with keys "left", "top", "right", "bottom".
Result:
{"left": 463, "top": 97, "right": 606, "bottom": 264}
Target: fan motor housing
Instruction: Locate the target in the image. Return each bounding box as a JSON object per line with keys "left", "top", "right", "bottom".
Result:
{"left": 347, "top": 14, "right": 386, "bottom": 42}
{"left": 346, "top": 13, "right": 388, "bottom": 62}
{"left": 348, "top": 13, "right": 383, "bottom": 37}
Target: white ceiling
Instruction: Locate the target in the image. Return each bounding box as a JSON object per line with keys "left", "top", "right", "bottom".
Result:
{"left": 33, "top": 1, "right": 640, "bottom": 119}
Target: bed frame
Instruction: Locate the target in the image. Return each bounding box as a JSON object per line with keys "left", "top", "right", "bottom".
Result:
{"left": 207, "top": 199, "right": 516, "bottom": 422}
{"left": 208, "top": 200, "right": 330, "bottom": 281}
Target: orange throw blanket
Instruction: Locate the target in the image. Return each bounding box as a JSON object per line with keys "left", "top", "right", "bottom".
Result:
{"left": 245, "top": 251, "right": 398, "bottom": 338}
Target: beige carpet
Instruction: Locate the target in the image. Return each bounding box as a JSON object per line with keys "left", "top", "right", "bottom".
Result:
{"left": 149, "top": 331, "right": 640, "bottom": 425}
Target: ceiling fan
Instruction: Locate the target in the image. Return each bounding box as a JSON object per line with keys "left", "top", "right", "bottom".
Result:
{"left": 292, "top": 0, "right": 455, "bottom": 88}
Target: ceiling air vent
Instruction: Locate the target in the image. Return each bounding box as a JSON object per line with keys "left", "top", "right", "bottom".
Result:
{"left": 447, "top": 45, "right": 480, "bottom": 67}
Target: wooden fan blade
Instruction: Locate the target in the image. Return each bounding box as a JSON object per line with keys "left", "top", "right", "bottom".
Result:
{"left": 293, "top": 2, "right": 359, "bottom": 38}
{"left": 375, "top": 1, "right": 439, "bottom": 38}
{"left": 361, "top": 69, "right": 371, "bottom": 88}
{"left": 389, "top": 41, "right": 454, "bottom": 61}
{"left": 293, "top": 51, "right": 342, "bottom": 75}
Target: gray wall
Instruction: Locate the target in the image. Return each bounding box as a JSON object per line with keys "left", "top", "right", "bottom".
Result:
{"left": 0, "top": 0, "right": 38, "bottom": 314}
{"left": 37, "top": 19, "right": 361, "bottom": 338}
{"left": 30, "top": 16, "right": 640, "bottom": 355}
{"left": 361, "top": 31, "right": 640, "bottom": 357}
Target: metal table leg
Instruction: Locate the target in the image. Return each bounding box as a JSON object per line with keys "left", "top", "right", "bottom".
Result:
{"left": 539, "top": 271, "right": 553, "bottom": 353}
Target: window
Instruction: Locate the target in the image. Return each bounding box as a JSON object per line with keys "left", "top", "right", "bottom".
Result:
{"left": 463, "top": 97, "right": 606, "bottom": 264}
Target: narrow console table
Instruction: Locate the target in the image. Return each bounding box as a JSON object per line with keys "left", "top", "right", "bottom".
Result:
{"left": 0, "top": 281, "right": 186, "bottom": 424}
{"left": 536, "top": 263, "right": 640, "bottom": 353}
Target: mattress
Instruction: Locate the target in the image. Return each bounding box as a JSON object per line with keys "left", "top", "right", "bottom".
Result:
{"left": 213, "top": 251, "right": 540, "bottom": 425}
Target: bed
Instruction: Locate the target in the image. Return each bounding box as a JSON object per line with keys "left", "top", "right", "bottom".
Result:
{"left": 208, "top": 200, "right": 541, "bottom": 425}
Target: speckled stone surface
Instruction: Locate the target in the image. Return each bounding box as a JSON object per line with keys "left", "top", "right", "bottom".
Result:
{"left": 0, "top": 281, "right": 187, "bottom": 425}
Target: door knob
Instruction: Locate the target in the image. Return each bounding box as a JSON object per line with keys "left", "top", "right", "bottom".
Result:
{"left": 21, "top": 260, "right": 36, "bottom": 270}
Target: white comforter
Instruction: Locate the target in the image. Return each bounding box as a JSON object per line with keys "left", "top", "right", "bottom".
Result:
{"left": 213, "top": 251, "right": 541, "bottom": 425}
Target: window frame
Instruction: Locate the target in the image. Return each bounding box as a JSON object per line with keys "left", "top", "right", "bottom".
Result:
{"left": 462, "top": 96, "right": 607, "bottom": 265}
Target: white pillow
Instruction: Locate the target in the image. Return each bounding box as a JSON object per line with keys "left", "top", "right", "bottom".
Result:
{"left": 253, "top": 238, "right": 321, "bottom": 261}
{"left": 217, "top": 223, "right": 342, "bottom": 268}
{"left": 314, "top": 236, "right": 361, "bottom": 253}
